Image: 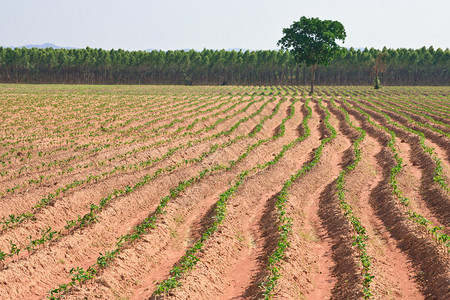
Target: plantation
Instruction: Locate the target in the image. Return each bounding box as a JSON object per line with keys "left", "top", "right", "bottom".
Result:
{"left": 0, "top": 84, "right": 448, "bottom": 299}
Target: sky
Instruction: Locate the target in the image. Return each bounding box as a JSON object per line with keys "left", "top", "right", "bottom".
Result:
{"left": 1, "top": 0, "right": 449, "bottom": 51}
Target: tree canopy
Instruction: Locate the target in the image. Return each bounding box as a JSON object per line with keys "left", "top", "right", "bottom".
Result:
{"left": 278, "top": 17, "right": 346, "bottom": 94}
{"left": 0, "top": 46, "right": 448, "bottom": 86}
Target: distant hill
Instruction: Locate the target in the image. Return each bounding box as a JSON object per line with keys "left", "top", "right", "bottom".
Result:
{"left": 226, "top": 48, "right": 247, "bottom": 52}
{"left": 144, "top": 49, "right": 202, "bottom": 52}
{"left": 7, "top": 43, "right": 79, "bottom": 49}
{"left": 4, "top": 44, "right": 367, "bottom": 52}
{"left": 143, "top": 48, "right": 277, "bottom": 52}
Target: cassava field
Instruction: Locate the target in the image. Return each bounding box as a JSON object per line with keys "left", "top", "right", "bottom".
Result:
{"left": 0, "top": 84, "right": 449, "bottom": 299}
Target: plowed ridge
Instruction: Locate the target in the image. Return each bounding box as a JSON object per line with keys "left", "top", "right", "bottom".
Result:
{"left": 0, "top": 85, "right": 448, "bottom": 300}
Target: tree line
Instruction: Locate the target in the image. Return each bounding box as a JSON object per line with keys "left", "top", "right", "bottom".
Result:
{"left": 0, "top": 46, "right": 448, "bottom": 85}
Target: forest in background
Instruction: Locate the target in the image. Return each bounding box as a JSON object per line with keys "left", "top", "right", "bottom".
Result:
{"left": 0, "top": 46, "right": 448, "bottom": 85}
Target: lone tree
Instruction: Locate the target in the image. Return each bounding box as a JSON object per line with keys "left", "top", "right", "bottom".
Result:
{"left": 278, "top": 17, "right": 346, "bottom": 95}
{"left": 373, "top": 52, "right": 387, "bottom": 89}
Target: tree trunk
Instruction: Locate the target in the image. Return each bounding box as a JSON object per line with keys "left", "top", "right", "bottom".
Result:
{"left": 309, "top": 64, "right": 317, "bottom": 95}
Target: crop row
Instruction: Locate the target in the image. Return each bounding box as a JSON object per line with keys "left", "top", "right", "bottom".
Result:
{"left": 371, "top": 95, "right": 450, "bottom": 125}
{"left": 355, "top": 97, "right": 449, "bottom": 194}
{"left": 152, "top": 96, "right": 305, "bottom": 296}
{"left": 0, "top": 92, "right": 227, "bottom": 173}
{"left": 330, "top": 99, "right": 373, "bottom": 299}
{"left": 0, "top": 92, "right": 270, "bottom": 230}
{"left": 260, "top": 98, "right": 339, "bottom": 298}
{"left": 0, "top": 90, "right": 242, "bottom": 169}
{"left": 2, "top": 88, "right": 284, "bottom": 253}
{"left": 364, "top": 95, "right": 450, "bottom": 132}
{"left": 341, "top": 99, "right": 449, "bottom": 250}
{"left": 0, "top": 92, "right": 253, "bottom": 196}
{"left": 46, "top": 89, "right": 292, "bottom": 298}
{"left": 0, "top": 90, "right": 280, "bottom": 259}
{"left": 0, "top": 92, "right": 171, "bottom": 145}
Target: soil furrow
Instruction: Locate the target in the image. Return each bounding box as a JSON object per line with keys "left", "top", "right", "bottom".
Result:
{"left": 378, "top": 97, "right": 450, "bottom": 126}
{"left": 62, "top": 97, "right": 308, "bottom": 300}
{"left": 0, "top": 94, "right": 256, "bottom": 206}
{"left": 0, "top": 95, "right": 271, "bottom": 225}
{"left": 0, "top": 95, "right": 290, "bottom": 299}
{"left": 312, "top": 100, "right": 362, "bottom": 300}
{"left": 345, "top": 98, "right": 450, "bottom": 228}
{"left": 0, "top": 94, "right": 241, "bottom": 190}
{"left": 163, "top": 100, "right": 335, "bottom": 299}
{"left": 337, "top": 98, "right": 450, "bottom": 299}
{"left": 0, "top": 96, "right": 281, "bottom": 260}
{"left": 0, "top": 93, "right": 208, "bottom": 171}
{"left": 357, "top": 98, "right": 450, "bottom": 162}
{"left": 333, "top": 100, "right": 423, "bottom": 299}
{"left": 272, "top": 101, "right": 354, "bottom": 299}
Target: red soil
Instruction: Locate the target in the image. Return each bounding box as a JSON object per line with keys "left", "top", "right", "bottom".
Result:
{"left": 0, "top": 85, "right": 448, "bottom": 300}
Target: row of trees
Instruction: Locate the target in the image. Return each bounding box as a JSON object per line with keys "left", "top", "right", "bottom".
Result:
{"left": 0, "top": 46, "right": 448, "bottom": 85}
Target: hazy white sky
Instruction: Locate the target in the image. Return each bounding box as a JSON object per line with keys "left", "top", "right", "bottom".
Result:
{"left": 1, "top": 0, "right": 449, "bottom": 50}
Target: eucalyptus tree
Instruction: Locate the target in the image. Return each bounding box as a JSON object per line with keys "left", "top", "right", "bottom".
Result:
{"left": 0, "top": 45, "right": 448, "bottom": 85}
